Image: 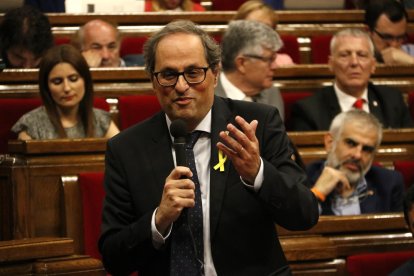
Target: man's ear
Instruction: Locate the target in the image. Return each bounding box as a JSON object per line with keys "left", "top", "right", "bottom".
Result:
{"left": 371, "top": 58, "right": 376, "bottom": 74}
{"left": 324, "top": 132, "right": 334, "bottom": 152}
{"left": 328, "top": 55, "right": 334, "bottom": 72}
{"left": 235, "top": 55, "right": 247, "bottom": 74}
{"left": 212, "top": 67, "right": 220, "bottom": 87}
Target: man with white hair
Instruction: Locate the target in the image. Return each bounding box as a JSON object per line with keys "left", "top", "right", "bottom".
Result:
{"left": 290, "top": 28, "right": 413, "bottom": 131}
{"left": 307, "top": 109, "right": 404, "bottom": 215}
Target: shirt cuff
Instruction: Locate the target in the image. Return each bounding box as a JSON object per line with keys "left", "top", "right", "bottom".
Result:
{"left": 151, "top": 208, "right": 173, "bottom": 249}
{"left": 241, "top": 157, "right": 264, "bottom": 192}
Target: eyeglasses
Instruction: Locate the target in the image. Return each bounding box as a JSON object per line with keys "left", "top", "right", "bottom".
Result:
{"left": 373, "top": 29, "right": 408, "bottom": 43}
{"left": 153, "top": 67, "right": 210, "bottom": 87}
{"left": 243, "top": 54, "right": 275, "bottom": 65}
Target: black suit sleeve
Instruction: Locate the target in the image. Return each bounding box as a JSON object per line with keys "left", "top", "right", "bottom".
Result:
{"left": 99, "top": 141, "right": 164, "bottom": 275}
{"left": 289, "top": 101, "right": 318, "bottom": 131}
{"left": 255, "top": 106, "right": 319, "bottom": 230}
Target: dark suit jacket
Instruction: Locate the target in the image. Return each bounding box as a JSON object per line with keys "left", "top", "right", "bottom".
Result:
{"left": 307, "top": 161, "right": 404, "bottom": 215}
{"left": 390, "top": 258, "right": 414, "bottom": 276}
{"left": 99, "top": 96, "right": 319, "bottom": 275}
{"left": 290, "top": 83, "right": 413, "bottom": 131}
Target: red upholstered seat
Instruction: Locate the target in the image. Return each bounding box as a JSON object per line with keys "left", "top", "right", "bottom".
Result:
{"left": 79, "top": 172, "right": 105, "bottom": 260}
{"left": 94, "top": 97, "right": 110, "bottom": 111}
{"left": 118, "top": 95, "right": 161, "bottom": 130}
{"left": 310, "top": 35, "right": 332, "bottom": 64}
{"left": 394, "top": 160, "right": 414, "bottom": 189}
{"left": 347, "top": 251, "right": 414, "bottom": 276}
{"left": 282, "top": 91, "right": 312, "bottom": 130}
{"left": 211, "top": 0, "right": 246, "bottom": 10}
{"left": 120, "top": 36, "right": 148, "bottom": 56}
{"left": 78, "top": 172, "right": 140, "bottom": 276}
{"left": 0, "top": 98, "right": 42, "bottom": 153}
{"left": 279, "top": 35, "right": 300, "bottom": 64}
{"left": 54, "top": 36, "right": 71, "bottom": 45}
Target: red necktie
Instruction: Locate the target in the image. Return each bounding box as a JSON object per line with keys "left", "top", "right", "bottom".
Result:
{"left": 353, "top": 98, "right": 365, "bottom": 110}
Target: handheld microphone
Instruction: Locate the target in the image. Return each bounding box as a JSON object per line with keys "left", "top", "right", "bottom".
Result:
{"left": 170, "top": 119, "right": 188, "bottom": 167}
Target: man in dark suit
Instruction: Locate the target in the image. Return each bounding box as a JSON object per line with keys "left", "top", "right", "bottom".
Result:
{"left": 99, "top": 20, "right": 319, "bottom": 276}
{"left": 215, "top": 20, "right": 285, "bottom": 121}
{"left": 308, "top": 110, "right": 404, "bottom": 215}
{"left": 290, "top": 28, "right": 413, "bottom": 131}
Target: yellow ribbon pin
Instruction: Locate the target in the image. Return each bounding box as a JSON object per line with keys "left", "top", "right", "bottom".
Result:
{"left": 213, "top": 150, "right": 227, "bottom": 172}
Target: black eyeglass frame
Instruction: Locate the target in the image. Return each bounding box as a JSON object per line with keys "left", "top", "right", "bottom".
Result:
{"left": 373, "top": 29, "right": 408, "bottom": 42}
{"left": 152, "top": 67, "right": 210, "bottom": 87}
{"left": 242, "top": 54, "right": 275, "bottom": 64}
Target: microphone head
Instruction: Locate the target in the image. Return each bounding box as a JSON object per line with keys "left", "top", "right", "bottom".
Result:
{"left": 170, "top": 119, "right": 187, "bottom": 139}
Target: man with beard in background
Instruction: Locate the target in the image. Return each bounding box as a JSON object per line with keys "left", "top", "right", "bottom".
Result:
{"left": 307, "top": 109, "right": 404, "bottom": 215}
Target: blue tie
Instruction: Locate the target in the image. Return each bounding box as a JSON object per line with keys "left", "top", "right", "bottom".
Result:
{"left": 170, "top": 131, "right": 204, "bottom": 276}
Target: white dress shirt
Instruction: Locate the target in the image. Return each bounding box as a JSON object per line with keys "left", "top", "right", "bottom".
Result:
{"left": 220, "top": 72, "right": 254, "bottom": 102}
{"left": 150, "top": 109, "right": 264, "bottom": 276}
{"left": 333, "top": 83, "right": 369, "bottom": 113}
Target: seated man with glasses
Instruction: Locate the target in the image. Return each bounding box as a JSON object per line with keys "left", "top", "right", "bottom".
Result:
{"left": 215, "top": 20, "right": 285, "bottom": 121}
{"left": 290, "top": 28, "right": 413, "bottom": 131}
{"left": 365, "top": 0, "right": 414, "bottom": 65}
{"left": 307, "top": 109, "right": 404, "bottom": 215}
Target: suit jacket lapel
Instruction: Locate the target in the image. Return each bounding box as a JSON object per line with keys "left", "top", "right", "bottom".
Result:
{"left": 325, "top": 87, "right": 342, "bottom": 120}
{"left": 367, "top": 83, "right": 386, "bottom": 127}
{"left": 209, "top": 96, "right": 232, "bottom": 240}
{"left": 147, "top": 113, "right": 175, "bottom": 189}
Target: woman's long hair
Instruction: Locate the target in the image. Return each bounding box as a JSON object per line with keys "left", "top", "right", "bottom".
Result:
{"left": 38, "top": 44, "right": 95, "bottom": 138}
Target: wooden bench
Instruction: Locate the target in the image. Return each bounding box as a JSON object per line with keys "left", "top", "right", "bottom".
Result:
{"left": 0, "top": 237, "right": 105, "bottom": 275}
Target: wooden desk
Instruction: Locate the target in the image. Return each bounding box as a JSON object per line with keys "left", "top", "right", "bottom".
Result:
{"left": 0, "top": 139, "right": 107, "bottom": 243}
{"left": 0, "top": 237, "right": 105, "bottom": 275}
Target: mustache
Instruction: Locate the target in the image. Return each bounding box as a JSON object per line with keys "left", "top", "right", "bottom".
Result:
{"left": 336, "top": 159, "right": 363, "bottom": 174}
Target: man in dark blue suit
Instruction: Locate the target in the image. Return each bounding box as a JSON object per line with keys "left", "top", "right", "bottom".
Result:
{"left": 99, "top": 20, "right": 318, "bottom": 276}
{"left": 308, "top": 109, "right": 404, "bottom": 215}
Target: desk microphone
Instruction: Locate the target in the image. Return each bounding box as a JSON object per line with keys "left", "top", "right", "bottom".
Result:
{"left": 170, "top": 119, "right": 188, "bottom": 167}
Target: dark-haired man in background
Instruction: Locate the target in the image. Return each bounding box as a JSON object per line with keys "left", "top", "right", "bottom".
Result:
{"left": 0, "top": 6, "right": 53, "bottom": 68}
{"left": 365, "top": 0, "right": 414, "bottom": 65}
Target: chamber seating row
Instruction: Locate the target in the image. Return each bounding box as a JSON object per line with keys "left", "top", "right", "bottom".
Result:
{"left": 39, "top": 9, "right": 414, "bottom": 64}
{"left": 1, "top": 10, "right": 412, "bottom": 64}
{"left": 1, "top": 132, "right": 414, "bottom": 275}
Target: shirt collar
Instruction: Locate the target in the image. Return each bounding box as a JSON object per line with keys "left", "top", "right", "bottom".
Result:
{"left": 333, "top": 83, "right": 369, "bottom": 112}
{"left": 220, "top": 72, "right": 253, "bottom": 101}
{"left": 165, "top": 109, "right": 212, "bottom": 141}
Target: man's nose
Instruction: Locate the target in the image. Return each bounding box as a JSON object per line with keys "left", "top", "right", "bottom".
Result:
{"left": 101, "top": 47, "right": 110, "bottom": 59}
{"left": 351, "top": 146, "right": 363, "bottom": 159}
{"left": 175, "top": 75, "right": 189, "bottom": 92}
{"left": 349, "top": 53, "right": 359, "bottom": 65}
